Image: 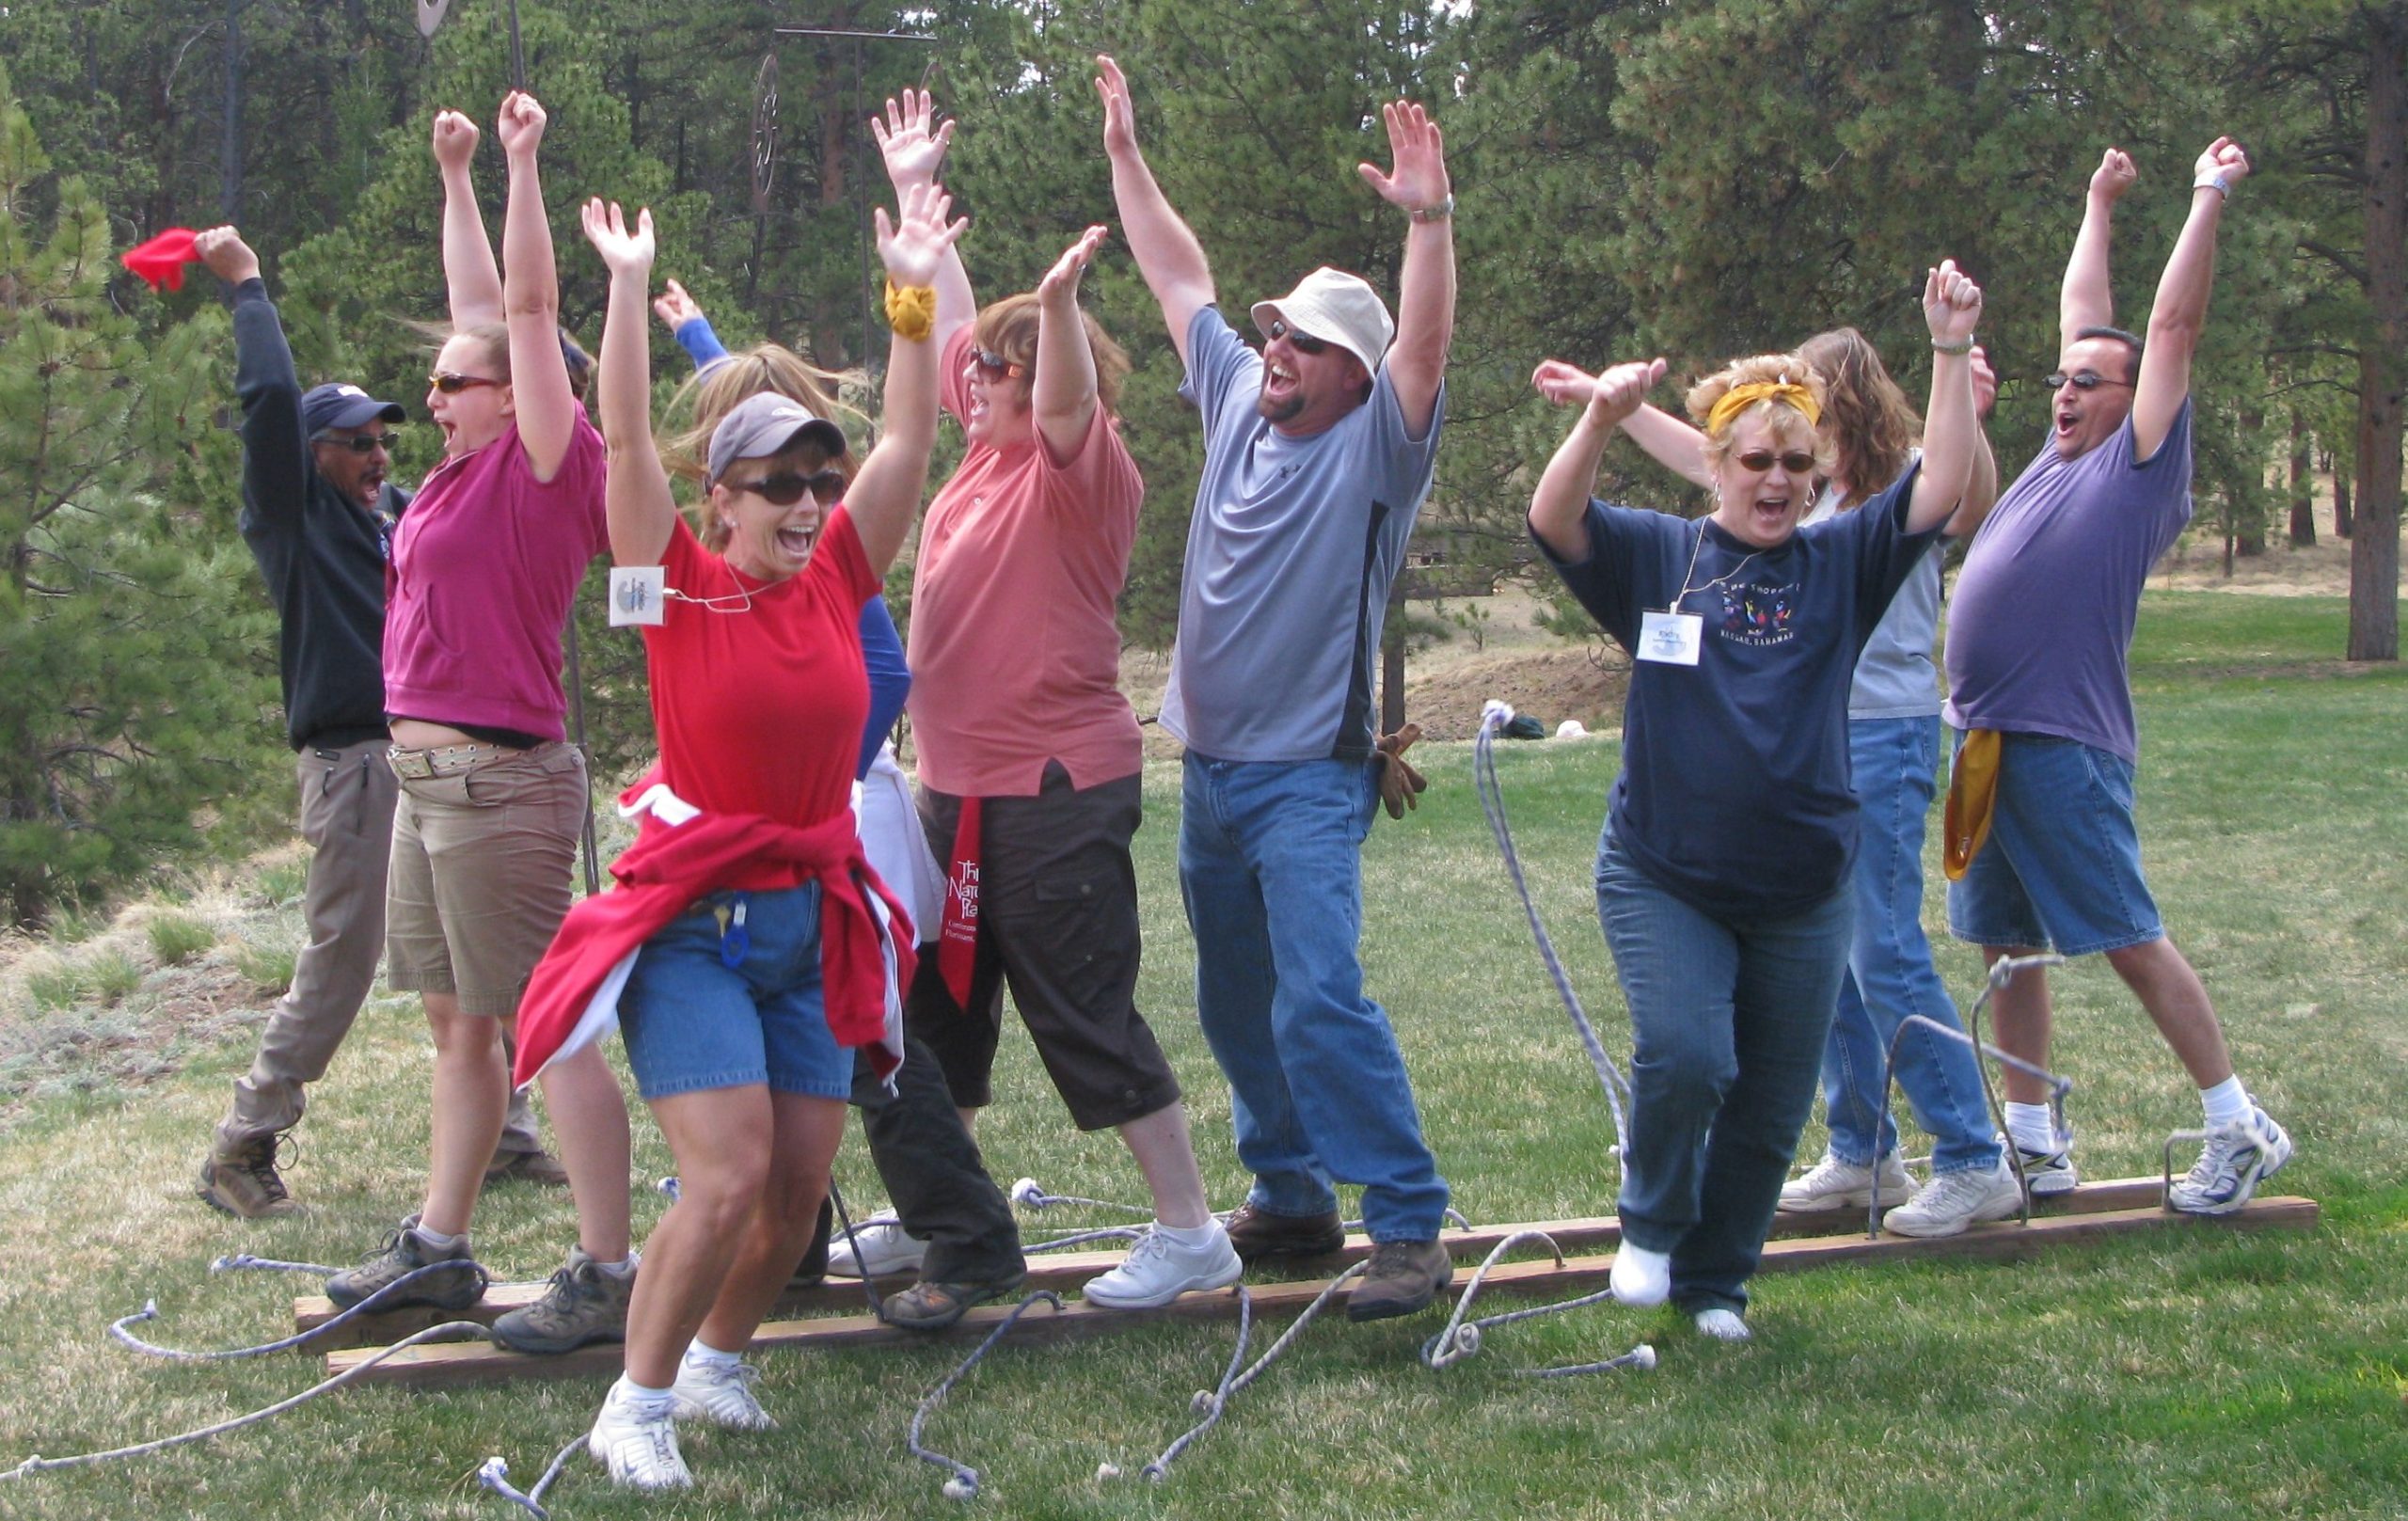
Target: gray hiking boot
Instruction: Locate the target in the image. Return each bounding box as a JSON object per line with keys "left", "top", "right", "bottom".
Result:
{"left": 198, "top": 1133, "right": 301, "bottom": 1219}
{"left": 325, "top": 1215, "right": 483, "bottom": 1312}
{"left": 490, "top": 1245, "right": 636, "bottom": 1354}
{"left": 1346, "top": 1238, "right": 1454, "bottom": 1322}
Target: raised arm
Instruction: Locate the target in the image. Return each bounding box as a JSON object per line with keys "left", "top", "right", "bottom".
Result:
{"left": 871, "top": 90, "right": 974, "bottom": 350}
{"left": 580, "top": 199, "right": 674, "bottom": 567}
{"left": 1907, "top": 261, "right": 1983, "bottom": 532}
{"left": 1358, "top": 100, "right": 1453, "bottom": 438}
{"left": 2131, "top": 135, "right": 2249, "bottom": 462}
{"left": 653, "top": 278, "right": 729, "bottom": 371}
{"left": 1942, "top": 345, "right": 2002, "bottom": 539}
{"left": 1617, "top": 404, "right": 1715, "bottom": 489}
{"left": 1032, "top": 224, "right": 1111, "bottom": 462}
{"left": 433, "top": 109, "right": 504, "bottom": 330}
{"left": 495, "top": 91, "right": 577, "bottom": 482}
{"left": 2060, "top": 148, "right": 2135, "bottom": 348}
{"left": 1528, "top": 357, "right": 1665, "bottom": 561}
{"left": 1096, "top": 55, "right": 1212, "bottom": 368}
{"left": 197, "top": 226, "right": 306, "bottom": 532}
{"left": 845, "top": 182, "right": 969, "bottom": 574}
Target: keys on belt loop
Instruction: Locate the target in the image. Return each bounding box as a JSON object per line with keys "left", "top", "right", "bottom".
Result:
{"left": 716, "top": 895, "right": 750, "bottom": 969}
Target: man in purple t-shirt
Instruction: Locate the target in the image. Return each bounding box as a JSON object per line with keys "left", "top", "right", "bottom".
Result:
{"left": 1943, "top": 136, "right": 2292, "bottom": 1217}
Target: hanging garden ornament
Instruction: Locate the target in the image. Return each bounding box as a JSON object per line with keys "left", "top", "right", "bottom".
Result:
{"left": 416, "top": 0, "right": 449, "bottom": 38}
{"left": 752, "top": 53, "right": 780, "bottom": 216}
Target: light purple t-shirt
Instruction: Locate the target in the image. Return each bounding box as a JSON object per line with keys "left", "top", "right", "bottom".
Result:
{"left": 1943, "top": 400, "right": 2194, "bottom": 763}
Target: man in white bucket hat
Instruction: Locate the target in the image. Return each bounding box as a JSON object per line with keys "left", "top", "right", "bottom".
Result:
{"left": 1096, "top": 55, "right": 1457, "bottom": 1323}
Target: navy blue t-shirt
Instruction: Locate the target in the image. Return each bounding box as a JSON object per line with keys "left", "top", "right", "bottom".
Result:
{"left": 1535, "top": 465, "right": 1940, "bottom": 920}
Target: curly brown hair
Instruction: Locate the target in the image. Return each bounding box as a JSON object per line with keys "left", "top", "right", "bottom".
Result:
{"left": 1797, "top": 327, "right": 1920, "bottom": 510}
{"left": 973, "top": 293, "right": 1133, "bottom": 415}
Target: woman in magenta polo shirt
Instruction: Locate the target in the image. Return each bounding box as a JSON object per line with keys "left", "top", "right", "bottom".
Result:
{"left": 325, "top": 93, "right": 635, "bottom": 1329}
{"left": 874, "top": 90, "right": 1240, "bottom": 1311}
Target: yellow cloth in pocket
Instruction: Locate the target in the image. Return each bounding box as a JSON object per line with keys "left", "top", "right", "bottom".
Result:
{"left": 1942, "top": 728, "right": 2001, "bottom": 882}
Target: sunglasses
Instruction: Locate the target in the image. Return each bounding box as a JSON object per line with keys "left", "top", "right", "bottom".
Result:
{"left": 428, "top": 371, "right": 505, "bottom": 394}
{"left": 972, "top": 349, "right": 1026, "bottom": 380}
{"left": 725, "top": 469, "right": 848, "bottom": 507}
{"left": 315, "top": 431, "right": 395, "bottom": 455}
{"left": 1266, "top": 318, "right": 1330, "bottom": 356}
{"left": 2044, "top": 371, "right": 2134, "bottom": 391}
{"left": 1735, "top": 449, "right": 1818, "bottom": 475}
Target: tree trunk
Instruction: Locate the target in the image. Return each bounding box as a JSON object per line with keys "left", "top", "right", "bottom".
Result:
{"left": 2289, "top": 406, "right": 2316, "bottom": 547}
{"left": 2334, "top": 453, "right": 2353, "bottom": 539}
{"left": 2235, "top": 405, "right": 2267, "bottom": 556}
{"left": 2350, "top": 2, "right": 2405, "bottom": 660}
{"left": 1380, "top": 574, "right": 1407, "bottom": 735}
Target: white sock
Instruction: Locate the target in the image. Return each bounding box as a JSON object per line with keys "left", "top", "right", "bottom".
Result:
{"left": 2199, "top": 1076, "right": 2251, "bottom": 1131}
{"left": 1154, "top": 1220, "right": 1219, "bottom": 1250}
{"left": 411, "top": 1225, "right": 466, "bottom": 1250}
{"left": 610, "top": 1373, "right": 674, "bottom": 1411}
{"left": 2004, "top": 1102, "right": 2058, "bottom": 1154}
{"left": 593, "top": 1255, "right": 637, "bottom": 1279}
{"left": 681, "top": 1339, "right": 744, "bottom": 1371}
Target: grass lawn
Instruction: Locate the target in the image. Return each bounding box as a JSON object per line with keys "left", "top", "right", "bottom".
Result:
{"left": 0, "top": 590, "right": 2403, "bottom": 1518}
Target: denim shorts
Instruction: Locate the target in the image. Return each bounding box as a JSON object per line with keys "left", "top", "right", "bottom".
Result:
{"left": 617, "top": 883, "right": 850, "bottom": 1101}
{"left": 1945, "top": 730, "right": 2163, "bottom": 958}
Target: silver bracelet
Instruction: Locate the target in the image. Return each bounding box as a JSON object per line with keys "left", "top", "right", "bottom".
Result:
{"left": 1931, "top": 337, "right": 1975, "bottom": 356}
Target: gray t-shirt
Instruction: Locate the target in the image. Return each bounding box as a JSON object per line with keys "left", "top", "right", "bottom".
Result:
{"left": 1801, "top": 465, "right": 1945, "bottom": 721}
{"left": 1943, "top": 401, "right": 2193, "bottom": 764}
{"left": 1159, "top": 306, "right": 1444, "bottom": 762}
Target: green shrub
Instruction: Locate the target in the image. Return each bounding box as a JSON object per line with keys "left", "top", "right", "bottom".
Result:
{"left": 146, "top": 913, "right": 214, "bottom": 965}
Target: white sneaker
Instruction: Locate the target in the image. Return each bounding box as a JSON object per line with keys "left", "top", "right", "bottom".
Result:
{"left": 589, "top": 1381, "right": 691, "bottom": 1491}
{"left": 1693, "top": 1307, "right": 1751, "bottom": 1341}
{"left": 2167, "top": 1107, "right": 2294, "bottom": 1216}
{"left": 1778, "top": 1150, "right": 1913, "bottom": 1212}
{"left": 671, "top": 1355, "right": 775, "bottom": 1432}
{"left": 827, "top": 1215, "right": 928, "bottom": 1278}
{"left": 1081, "top": 1222, "right": 1243, "bottom": 1309}
{"left": 1609, "top": 1243, "right": 1670, "bottom": 1307}
{"left": 1882, "top": 1160, "right": 2023, "bottom": 1239}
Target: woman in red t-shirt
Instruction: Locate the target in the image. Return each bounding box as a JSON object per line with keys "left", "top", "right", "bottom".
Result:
{"left": 569, "top": 185, "right": 961, "bottom": 1491}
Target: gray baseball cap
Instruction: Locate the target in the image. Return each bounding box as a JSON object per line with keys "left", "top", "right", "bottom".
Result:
{"left": 706, "top": 392, "right": 848, "bottom": 484}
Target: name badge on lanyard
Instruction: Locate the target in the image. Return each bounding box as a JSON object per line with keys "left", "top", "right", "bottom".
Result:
{"left": 1638, "top": 610, "right": 1703, "bottom": 666}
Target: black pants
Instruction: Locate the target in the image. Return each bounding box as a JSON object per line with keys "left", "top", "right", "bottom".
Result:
{"left": 798, "top": 1026, "right": 1023, "bottom": 1286}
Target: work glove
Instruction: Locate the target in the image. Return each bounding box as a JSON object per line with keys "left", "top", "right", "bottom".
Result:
{"left": 1373, "top": 723, "right": 1428, "bottom": 819}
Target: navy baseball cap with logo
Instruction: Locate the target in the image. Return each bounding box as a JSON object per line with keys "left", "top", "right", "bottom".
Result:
{"left": 301, "top": 383, "right": 406, "bottom": 436}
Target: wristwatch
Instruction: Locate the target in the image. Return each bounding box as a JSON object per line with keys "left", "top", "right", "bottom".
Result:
{"left": 1410, "top": 193, "right": 1454, "bottom": 223}
{"left": 2194, "top": 172, "right": 2232, "bottom": 198}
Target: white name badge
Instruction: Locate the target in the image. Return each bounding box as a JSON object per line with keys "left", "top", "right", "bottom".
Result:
{"left": 1638, "top": 610, "right": 1703, "bottom": 666}
{"left": 608, "top": 564, "right": 667, "bottom": 626}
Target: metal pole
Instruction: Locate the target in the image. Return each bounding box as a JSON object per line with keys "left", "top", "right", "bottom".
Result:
{"left": 220, "top": 0, "right": 243, "bottom": 224}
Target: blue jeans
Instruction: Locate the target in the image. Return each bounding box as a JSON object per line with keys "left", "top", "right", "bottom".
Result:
{"left": 619, "top": 885, "right": 848, "bottom": 1101}
{"left": 1596, "top": 828, "right": 1850, "bottom": 1315}
{"left": 1178, "top": 752, "right": 1450, "bottom": 1241}
{"left": 1946, "top": 730, "right": 2164, "bottom": 957}
{"left": 1823, "top": 718, "right": 2002, "bottom": 1176}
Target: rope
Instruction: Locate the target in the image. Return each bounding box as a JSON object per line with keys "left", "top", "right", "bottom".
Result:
{"left": 1128, "top": 1263, "right": 1368, "bottom": 1484}
{"left": 2, "top": 1319, "right": 494, "bottom": 1481}
{"left": 1126, "top": 1288, "right": 1252, "bottom": 1481}
{"left": 110, "top": 1261, "right": 496, "bottom": 1361}
{"left": 477, "top": 1436, "right": 585, "bottom": 1519}
{"left": 1418, "top": 1230, "right": 1655, "bottom": 1379}
{"left": 1473, "top": 703, "right": 1632, "bottom": 1165}
{"left": 907, "top": 1291, "right": 1064, "bottom": 1500}
{"left": 1007, "top": 1179, "right": 1154, "bottom": 1218}
{"left": 1006, "top": 1177, "right": 1468, "bottom": 1244}
{"left": 211, "top": 1252, "right": 341, "bottom": 1275}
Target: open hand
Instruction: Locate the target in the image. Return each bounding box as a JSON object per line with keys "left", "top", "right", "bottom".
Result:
{"left": 579, "top": 199, "right": 654, "bottom": 276}
{"left": 1359, "top": 100, "right": 1448, "bottom": 213}
{"left": 874, "top": 181, "right": 969, "bottom": 289}
{"left": 1038, "top": 225, "right": 1110, "bottom": 306}
{"left": 1923, "top": 259, "right": 1982, "bottom": 347}
{"left": 2194, "top": 135, "right": 2251, "bottom": 188}
{"left": 496, "top": 90, "right": 547, "bottom": 158}
{"left": 432, "top": 109, "right": 480, "bottom": 172}
{"left": 193, "top": 225, "right": 261, "bottom": 286}
{"left": 652, "top": 277, "right": 704, "bottom": 332}
{"left": 1095, "top": 55, "right": 1139, "bottom": 158}
{"left": 2089, "top": 148, "right": 2136, "bottom": 202}
{"left": 872, "top": 89, "right": 954, "bottom": 191}
{"left": 1533, "top": 356, "right": 1664, "bottom": 428}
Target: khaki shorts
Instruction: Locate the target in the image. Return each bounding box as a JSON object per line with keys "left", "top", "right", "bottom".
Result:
{"left": 384, "top": 742, "right": 589, "bottom": 1016}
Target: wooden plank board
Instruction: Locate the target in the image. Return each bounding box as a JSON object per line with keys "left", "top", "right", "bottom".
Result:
{"left": 292, "top": 1176, "right": 2175, "bottom": 1347}
{"left": 323, "top": 1194, "right": 2317, "bottom": 1389}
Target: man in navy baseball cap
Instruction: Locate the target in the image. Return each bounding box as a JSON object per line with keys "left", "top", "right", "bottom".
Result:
{"left": 299, "top": 383, "right": 408, "bottom": 513}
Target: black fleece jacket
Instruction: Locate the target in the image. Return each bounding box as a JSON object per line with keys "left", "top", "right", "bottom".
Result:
{"left": 231, "top": 277, "right": 406, "bottom": 752}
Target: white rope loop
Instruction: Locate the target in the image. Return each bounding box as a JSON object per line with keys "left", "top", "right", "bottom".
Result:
{"left": 907, "top": 1290, "right": 1065, "bottom": 1500}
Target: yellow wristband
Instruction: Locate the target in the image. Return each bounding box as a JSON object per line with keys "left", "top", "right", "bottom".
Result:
{"left": 884, "top": 280, "right": 936, "bottom": 343}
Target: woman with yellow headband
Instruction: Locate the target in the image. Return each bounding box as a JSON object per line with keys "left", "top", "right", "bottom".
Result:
{"left": 1526, "top": 260, "right": 1985, "bottom": 1342}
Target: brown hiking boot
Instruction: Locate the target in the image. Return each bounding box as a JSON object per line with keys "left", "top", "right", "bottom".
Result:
{"left": 1345, "top": 1238, "right": 1453, "bottom": 1323}
{"left": 879, "top": 1270, "right": 1027, "bottom": 1333}
{"left": 325, "top": 1215, "right": 485, "bottom": 1311}
{"left": 1223, "top": 1202, "right": 1345, "bottom": 1264}
{"left": 490, "top": 1245, "right": 635, "bottom": 1354}
{"left": 198, "top": 1133, "right": 301, "bottom": 1219}
{"left": 485, "top": 1146, "right": 571, "bottom": 1187}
